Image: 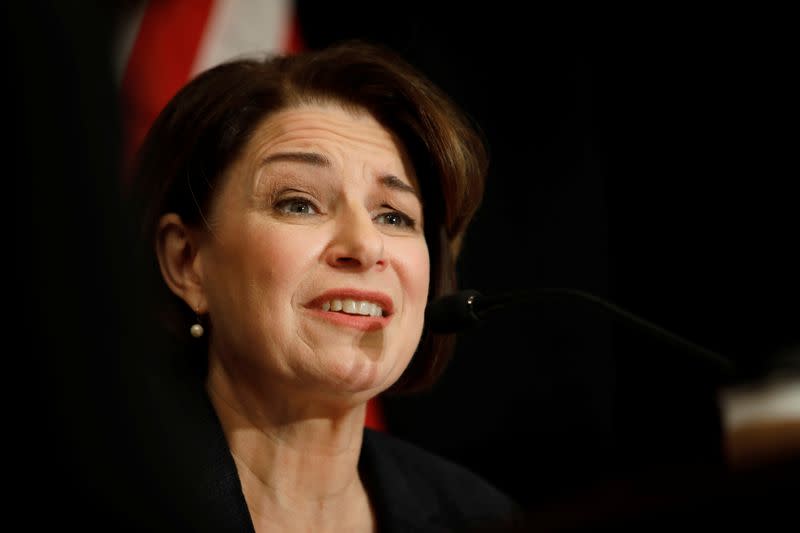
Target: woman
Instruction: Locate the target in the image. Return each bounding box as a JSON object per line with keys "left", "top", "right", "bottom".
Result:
{"left": 126, "top": 40, "right": 522, "bottom": 532}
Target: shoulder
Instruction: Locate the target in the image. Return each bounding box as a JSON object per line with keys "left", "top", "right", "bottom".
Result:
{"left": 361, "top": 428, "right": 524, "bottom": 532}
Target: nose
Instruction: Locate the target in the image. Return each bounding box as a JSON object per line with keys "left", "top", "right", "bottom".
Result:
{"left": 324, "top": 204, "right": 386, "bottom": 271}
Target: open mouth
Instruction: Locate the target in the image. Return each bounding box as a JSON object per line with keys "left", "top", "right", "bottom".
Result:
{"left": 320, "top": 298, "right": 386, "bottom": 318}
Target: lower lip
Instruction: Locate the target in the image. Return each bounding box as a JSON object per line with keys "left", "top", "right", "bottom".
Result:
{"left": 305, "top": 309, "right": 391, "bottom": 331}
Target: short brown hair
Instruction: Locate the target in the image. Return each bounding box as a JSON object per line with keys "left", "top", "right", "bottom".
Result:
{"left": 128, "top": 40, "right": 488, "bottom": 393}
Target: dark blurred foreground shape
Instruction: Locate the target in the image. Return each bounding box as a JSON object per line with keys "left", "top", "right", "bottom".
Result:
{"left": 7, "top": 0, "right": 119, "bottom": 527}
{"left": 5, "top": 2, "right": 188, "bottom": 530}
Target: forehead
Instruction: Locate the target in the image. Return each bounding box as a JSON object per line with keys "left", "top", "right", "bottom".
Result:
{"left": 215, "top": 103, "right": 423, "bottom": 207}
{"left": 246, "top": 103, "right": 409, "bottom": 165}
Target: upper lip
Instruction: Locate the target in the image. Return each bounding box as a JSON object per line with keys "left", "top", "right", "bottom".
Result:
{"left": 307, "top": 289, "right": 395, "bottom": 315}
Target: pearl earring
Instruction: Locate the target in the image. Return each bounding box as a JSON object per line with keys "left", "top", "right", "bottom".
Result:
{"left": 190, "top": 306, "right": 204, "bottom": 338}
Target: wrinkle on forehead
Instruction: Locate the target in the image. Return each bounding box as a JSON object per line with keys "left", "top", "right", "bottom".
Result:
{"left": 245, "top": 103, "right": 420, "bottom": 194}
{"left": 259, "top": 104, "right": 399, "bottom": 156}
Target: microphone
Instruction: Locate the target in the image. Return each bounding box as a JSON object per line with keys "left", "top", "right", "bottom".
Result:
{"left": 425, "top": 288, "right": 738, "bottom": 378}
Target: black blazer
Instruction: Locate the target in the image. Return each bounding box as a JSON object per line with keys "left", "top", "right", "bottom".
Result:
{"left": 359, "top": 428, "right": 523, "bottom": 532}
{"left": 119, "top": 383, "right": 524, "bottom": 533}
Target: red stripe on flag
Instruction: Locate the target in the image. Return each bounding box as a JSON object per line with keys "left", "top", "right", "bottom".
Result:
{"left": 283, "top": 8, "right": 305, "bottom": 54}
{"left": 366, "top": 395, "right": 386, "bottom": 431}
{"left": 120, "top": 0, "right": 215, "bottom": 179}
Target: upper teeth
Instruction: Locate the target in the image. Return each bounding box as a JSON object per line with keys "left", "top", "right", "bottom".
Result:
{"left": 322, "top": 299, "right": 384, "bottom": 317}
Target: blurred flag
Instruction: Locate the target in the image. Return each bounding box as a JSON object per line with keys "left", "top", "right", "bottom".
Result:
{"left": 115, "top": 0, "right": 386, "bottom": 431}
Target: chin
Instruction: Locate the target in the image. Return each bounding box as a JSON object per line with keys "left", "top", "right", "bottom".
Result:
{"left": 322, "top": 351, "right": 407, "bottom": 399}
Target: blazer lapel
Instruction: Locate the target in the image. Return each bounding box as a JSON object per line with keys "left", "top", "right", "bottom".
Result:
{"left": 359, "top": 429, "right": 451, "bottom": 533}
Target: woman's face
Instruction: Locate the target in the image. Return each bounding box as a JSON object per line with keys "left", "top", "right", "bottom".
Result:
{"left": 196, "top": 103, "right": 429, "bottom": 404}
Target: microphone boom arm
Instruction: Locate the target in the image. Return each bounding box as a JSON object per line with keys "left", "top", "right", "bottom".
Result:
{"left": 466, "top": 288, "right": 737, "bottom": 378}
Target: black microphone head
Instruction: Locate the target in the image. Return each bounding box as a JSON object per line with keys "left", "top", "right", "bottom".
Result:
{"left": 425, "top": 289, "right": 483, "bottom": 333}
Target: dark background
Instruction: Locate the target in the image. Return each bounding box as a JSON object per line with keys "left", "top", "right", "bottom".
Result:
{"left": 6, "top": 1, "right": 133, "bottom": 529}
{"left": 297, "top": 0, "right": 798, "bottom": 519}
{"left": 7, "top": 2, "right": 797, "bottom": 530}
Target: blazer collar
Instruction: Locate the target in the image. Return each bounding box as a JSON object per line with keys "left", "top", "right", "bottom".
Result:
{"left": 359, "top": 428, "right": 452, "bottom": 533}
{"left": 173, "top": 385, "right": 448, "bottom": 532}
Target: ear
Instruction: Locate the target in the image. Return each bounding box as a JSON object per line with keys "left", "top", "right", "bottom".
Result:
{"left": 156, "top": 213, "right": 208, "bottom": 314}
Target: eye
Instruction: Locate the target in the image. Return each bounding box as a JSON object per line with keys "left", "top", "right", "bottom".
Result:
{"left": 375, "top": 210, "right": 417, "bottom": 230}
{"left": 275, "top": 197, "right": 319, "bottom": 216}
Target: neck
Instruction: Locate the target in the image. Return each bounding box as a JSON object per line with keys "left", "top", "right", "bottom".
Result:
{"left": 206, "top": 361, "right": 375, "bottom": 531}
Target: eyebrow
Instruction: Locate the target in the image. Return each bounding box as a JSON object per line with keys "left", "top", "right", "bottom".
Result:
{"left": 261, "top": 151, "right": 420, "bottom": 199}
{"left": 379, "top": 175, "right": 419, "bottom": 198}
{"left": 262, "top": 151, "right": 332, "bottom": 167}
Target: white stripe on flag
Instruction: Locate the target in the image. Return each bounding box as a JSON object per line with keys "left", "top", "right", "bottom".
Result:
{"left": 191, "top": 0, "right": 293, "bottom": 75}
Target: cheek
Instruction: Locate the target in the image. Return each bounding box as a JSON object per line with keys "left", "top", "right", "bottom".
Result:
{"left": 253, "top": 227, "right": 323, "bottom": 297}
{"left": 206, "top": 220, "right": 322, "bottom": 311}
{"left": 395, "top": 239, "right": 430, "bottom": 307}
